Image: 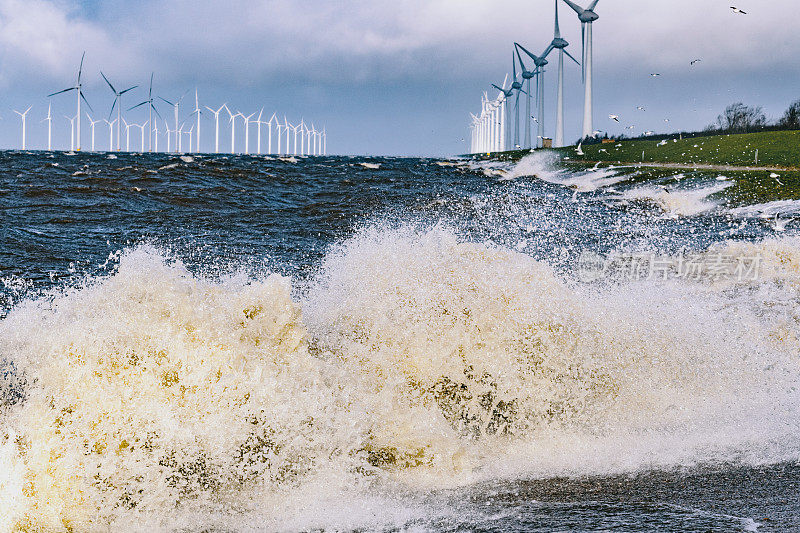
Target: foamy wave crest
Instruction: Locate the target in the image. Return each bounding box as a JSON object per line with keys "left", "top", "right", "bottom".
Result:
{"left": 3, "top": 231, "right": 800, "bottom": 530}
{"left": 619, "top": 181, "right": 733, "bottom": 217}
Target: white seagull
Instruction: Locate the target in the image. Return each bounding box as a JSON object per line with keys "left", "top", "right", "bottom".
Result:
{"left": 730, "top": 6, "right": 747, "bottom": 14}
{"left": 609, "top": 114, "right": 620, "bottom": 123}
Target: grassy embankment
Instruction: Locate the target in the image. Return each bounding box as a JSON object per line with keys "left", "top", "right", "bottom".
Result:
{"left": 470, "top": 130, "right": 800, "bottom": 169}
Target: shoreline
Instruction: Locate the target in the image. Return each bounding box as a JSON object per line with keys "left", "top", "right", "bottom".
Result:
{"left": 567, "top": 160, "right": 799, "bottom": 172}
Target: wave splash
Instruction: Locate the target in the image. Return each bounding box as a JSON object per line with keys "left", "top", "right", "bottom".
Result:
{"left": 2, "top": 230, "right": 800, "bottom": 530}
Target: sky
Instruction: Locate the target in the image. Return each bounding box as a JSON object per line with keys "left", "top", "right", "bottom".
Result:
{"left": 0, "top": 0, "right": 797, "bottom": 156}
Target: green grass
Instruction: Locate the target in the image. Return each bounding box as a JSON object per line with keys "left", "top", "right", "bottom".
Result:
{"left": 557, "top": 130, "right": 800, "bottom": 169}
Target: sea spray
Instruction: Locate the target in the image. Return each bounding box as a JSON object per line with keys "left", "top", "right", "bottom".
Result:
{"left": 2, "top": 229, "right": 800, "bottom": 529}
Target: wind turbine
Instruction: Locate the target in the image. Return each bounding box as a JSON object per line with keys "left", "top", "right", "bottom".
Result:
{"left": 549, "top": 0, "right": 581, "bottom": 148}
{"left": 243, "top": 112, "right": 255, "bottom": 154}
{"left": 284, "top": 117, "right": 292, "bottom": 155}
{"left": 514, "top": 47, "right": 537, "bottom": 149}
{"left": 267, "top": 113, "right": 278, "bottom": 154}
{"left": 205, "top": 104, "right": 228, "bottom": 153}
{"left": 129, "top": 74, "right": 162, "bottom": 152}
{"left": 86, "top": 113, "right": 101, "bottom": 151}
{"left": 101, "top": 72, "right": 137, "bottom": 152}
{"left": 562, "top": 0, "right": 600, "bottom": 139}
{"left": 516, "top": 42, "right": 550, "bottom": 149}
{"left": 43, "top": 102, "right": 53, "bottom": 151}
{"left": 322, "top": 127, "right": 327, "bottom": 155}
{"left": 153, "top": 121, "right": 159, "bottom": 152}
{"left": 193, "top": 89, "right": 201, "bottom": 153}
{"left": 13, "top": 106, "right": 32, "bottom": 150}
{"left": 293, "top": 123, "right": 301, "bottom": 155}
{"left": 122, "top": 118, "right": 131, "bottom": 152}
{"left": 160, "top": 91, "right": 188, "bottom": 153}
{"left": 276, "top": 115, "right": 284, "bottom": 155}
{"left": 103, "top": 119, "right": 115, "bottom": 151}
{"left": 492, "top": 75, "right": 512, "bottom": 152}
{"left": 48, "top": 52, "right": 92, "bottom": 151}
{"left": 186, "top": 124, "right": 194, "bottom": 154}
{"left": 226, "top": 108, "right": 243, "bottom": 154}
{"left": 255, "top": 108, "right": 264, "bottom": 154}
{"left": 65, "top": 115, "right": 76, "bottom": 151}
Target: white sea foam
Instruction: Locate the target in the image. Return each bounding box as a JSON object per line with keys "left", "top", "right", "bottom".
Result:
{"left": 730, "top": 199, "right": 800, "bottom": 219}
{"left": 506, "top": 151, "right": 627, "bottom": 191}
{"left": 619, "top": 181, "right": 733, "bottom": 217}
{"left": 2, "top": 230, "right": 800, "bottom": 530}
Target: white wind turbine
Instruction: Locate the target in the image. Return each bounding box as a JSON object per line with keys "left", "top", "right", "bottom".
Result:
{"left": 193, "top": 89, "right": 201, "bottom": 153}
{"left": 101, "top": 72, "right": 137, "bottom": 152}
{"left": 562, "top": 0, "right": 600, "bottom": 139}
{"left": 153, "top": 121, "right": 160, "bottom": 152}
{"left": 227, "top": 109, "right": 243, "bottom": 154}
{"left": 129, "top": 74, "right": 162, "bottom": 152}
{"left": 103, "top": 119, "right": 115, "bottom": 151}
{"left": 134, "top": 123, "right": 147, "bottom": 152}
{"left": 284, "top": 117, "right": 292, "bottom": 155}
{"left": 293, "top": 123, "right": 301, "bottom": 155}
{"left": 177, "top": 122, "right": 184, "bottom": 153}
{"left": 49, "top": 52, "right": 92, "bottom": 151}
{"left": 299, "top": 120, "right": 306, "bottom": 155}
{"left": 43, "top": 102, "right": 53, "bottom": 151}
{"left": 160, "top": 91, "right": 188, "bottom": 153}
{"left": 322, "top": 127, "right": 327, "bottom": 155}
{"left": 13, "top": 106, "right": 32, "bottom": 150}
{"left": 243, "top": 112, "right": 255, "bottom": 154}
{"left": 186, "top": 124, "right": 194, "bottom": 153}
{"left": 276, "top": 116, "right": 284, "bottom": 155}
{"left": 86, "top": 113, "right": 101, "bottom": 151}
{"left": 549, "top": 0, "right": 581, "bottom": 148}
{"left": 205, "top": 103, "right": 228, "bottom": 153}
{"left": 164, "top": 119, "right": 172, "bottom": 153}
{"left": 122, "top": 118, "right": 131, "bottom": 152}
{"left": 65, "top": 115, "right": 76, "bottom": 151}
{"left": 267, "top": 113, "right": 278, "bottom": 154}
{"left": 255, "top": 108, "right": 264, "bottom": 154}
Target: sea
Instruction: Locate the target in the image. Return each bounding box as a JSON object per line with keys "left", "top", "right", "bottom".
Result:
{"left": 1, "top": 149, "right": 799, "bottom": 532}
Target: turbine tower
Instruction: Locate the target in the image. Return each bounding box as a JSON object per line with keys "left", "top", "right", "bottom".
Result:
{"left": 563, "top": 0, "right": 600, "bottom": 139}
{"left": 549, "top": 0, "right": 580, "bottom": 147}
{"left": 65, "top": 115, "right": 76, "bottom": 151}
{"left": 102, "top": 72, "right": 137, "bottom": 152}
{"left": 492, "top": 77, "right": 512, "bottom": 152}
{"left": 243, "top": 112, "right": 255, "bottom": 155}
{"left": 42, "top": 102, "right": 53, "bottom": 151}
{"left": 13, "top": 106, "right": 32, "bottom": 150}
{"left": 49, "top": 52, "right": 92, "bottom": 151}
{"left": 205, "top": 104, "right": 228, "bottom": 153}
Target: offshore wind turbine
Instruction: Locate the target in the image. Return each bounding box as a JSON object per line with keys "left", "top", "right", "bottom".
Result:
{"left": 283, "top": 117, "right": 292, "bottom": 155}
{"left": 549, "top": 0, "right": 581, "bottom": 147}
{"left": 226, "top": 109, "right": 243, "bottom": 154}
{"left": 510, "top": 53, "right": 525, "bottom": 149}
{"left": 194, "top": 89, "right": 201, "bottom": 153}
{"left": 160, "top": 91, "right": 188, "bottom": 152}
{"left": 276, "top": 115, "right": 284, "bottom": 155}
{"left": 65, "top": 115, "right": 76, "bottom": 151}
{"left": 563, "top": 0, "right": 600, "bottom": 139}
{"left": 243, "top": 112, "right": 255, "bottom": 154}
{"left": 255, "top": 108, "right": 264, "bottom": 154}
{"left": 103, "top": 119, "right": 115, "bottom": 151}
{"left": 492, "top": 76, "right": 512, "bottom": 152}
{"left": 267, "top": 113, "right": 278, "bottom": 154}
{"left": 153, "top": 122, "right": 159, "bottom": 152}
{"left": 43, "top": 102, "right": 53, "bottom": 151}
{"left": 205, "top": 104, "right": 228, "bottom": 153}
{"left": 13, "top": 106, "right": 32, "bottom": 150}
{"left": 49, "top": 52, "right": 92, "bottom": 151}
{"left": 129, "top": 74, "right": 162, "bottom": 152}
{"left": 322, "top": 127, "right": 327, "bottom": 156}
{"left": 86, "top": 114, "right": 101, "bottom": 151}
{"left": 101, "top": 72, "right": 137, "bottom": 152}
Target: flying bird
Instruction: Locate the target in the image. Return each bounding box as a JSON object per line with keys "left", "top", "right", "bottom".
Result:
{"left": 664, "top": 118, "right": 671, "bottom": 123}
{"left": 592, "top": 130, "right": 603, "bottom": 137}
{"left": 609, "top": 114, "right": 620, "bottom": 122}
{"left": 575, "top": 142, "right": 584, "bottom": 156}
{"left": 636, "top": 106, "right": 646, "bottom": 111}
{"left": 650, "top": 73, "right": 661, "bottom": 77}
{"left": 644, "top": 131, "right": 654, "bottom": 135}
{"left": 690, "top": 59, "right": 702, "bottom": 66}
{"left": 730, "top": 6, "right": 747, "bottom": 14}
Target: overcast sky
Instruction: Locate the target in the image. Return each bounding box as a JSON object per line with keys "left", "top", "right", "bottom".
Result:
{"left": 0, "top": 0, "right": 797, "bottom": 156}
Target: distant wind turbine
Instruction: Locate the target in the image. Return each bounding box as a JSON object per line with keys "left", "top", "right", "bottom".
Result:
{"left": 13, "top": 106, "right": 32, "bottom": 150}
{"left": 65, "top": 115, "right": 77, "bottom": 151}
{"left": 226, "top": 108, "right": 243, "bottom": 153}
{"left": 267, "top": 113, "right": 278, "bottom": 154}
{"left": 194, "top": 89, "right": 202, "bottom": 153}
{"left": 548, "top": 0, "right": 580, "bottom": 147}
{"left": 101, "top": 71, "right": 137, "bottom": 152}
{"left": 205, "top": 104, "right": 228, "bottom": 153}
{"left": 160, "top": 91, "right": 188, "bottom": 152}
{"left": 86, "top": 113, "right": 101, "bottom": 151}
{"left": 129, "top": 74, "right": 162, "bottom": 152}
{"left": 103, "top": 119, "right": 115, "bottom": 151}
{"left": 243, "top": 112, "right": 256, "bottom": 154}
{"left": 255, "top": 108, "right": 264, "bottom": 154}
{"left": 49, "top": 52, "right": 92, "bottom": 151}
{"left": 43, "top": 102, "right": 53, "bottom": 151}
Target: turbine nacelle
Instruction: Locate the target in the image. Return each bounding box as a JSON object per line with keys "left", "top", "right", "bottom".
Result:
{"left": 551, "top": 37, "right": 569, "bottom": 49}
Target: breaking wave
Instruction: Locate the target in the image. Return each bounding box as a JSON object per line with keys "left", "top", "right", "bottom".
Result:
{"left": 2, "top": 228, "right": 800, "bottom": 530}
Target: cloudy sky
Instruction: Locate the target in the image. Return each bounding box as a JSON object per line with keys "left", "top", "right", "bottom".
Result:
{"left": 0, "top": 0, "right": 796, "bottom": 156}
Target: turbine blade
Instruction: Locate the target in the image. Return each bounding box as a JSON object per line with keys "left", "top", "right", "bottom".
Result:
{"left": 48, "top": 87, "right": 75, "bottom": 97}
{"left": 564, "top": 48, "right": 581, "bottom": 65}
{"left": 101, "top": 71, "right": 116, "bottom": 94}
{"left": 554, "top": 0, "right": 561, "bottom": 38}
{"left": 149, "top": 73, "right": 154, "bottom": 98}
{"left": 108, "top": 97, "right": 118, "bottom": 120}
{"left": 81, "top": 91, "right": 94, "bottom": 113}
{"left": 128, "top": 101, "right": 148, "bottom": 111}
{"left": 516, "top": 42, "right": 539, "bottom": 62}
{"left": 562, "top": 0, "right": 585, "bottom": 15}
{"left": 512, "top": 51, "right": 518, "bottom": 80}
{"left": 159, "top": 97, "right": 175, "bottom": 106}
{"left": 588, "top": 0, "right": 600, "bottom": 10}
{"left": 515, "top": 46, "right": 528, "bottom": 72}
{"left": 151, "top": 104, "right": 164, "bottom": 121}
{"left": 581, "top": 22, "right": 586, "bottom": 82}
{"left": 120, "top": 86, "right": 138, "bottom": 95}
{"left": 78, "top": 51, "right": 86, "bottom": 84}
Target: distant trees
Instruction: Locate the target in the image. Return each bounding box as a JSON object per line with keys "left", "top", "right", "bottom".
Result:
{"left": 715, "top": 102, "right": 767, "bottom": 132}
{"left": 779, "top": 100, "right": 800, "bottom": 129}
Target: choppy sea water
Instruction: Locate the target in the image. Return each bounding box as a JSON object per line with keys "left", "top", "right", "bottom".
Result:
{"left": 1, "top": 150, "right": 799, "bottom": 531}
